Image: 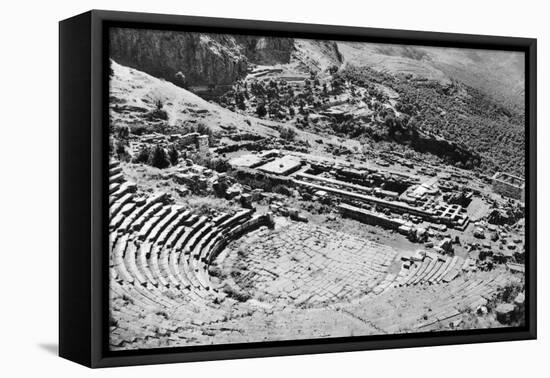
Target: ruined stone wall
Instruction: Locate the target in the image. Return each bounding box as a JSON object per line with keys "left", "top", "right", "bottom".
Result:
{"left": 492, "top": 174, "right": 525, "bottom": 201}
{"left": 339, "top": 203, "right": 403, "bottom": 229}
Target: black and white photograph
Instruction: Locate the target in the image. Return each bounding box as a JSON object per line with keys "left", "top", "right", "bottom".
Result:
{"left": 2, "top": 0, "right": 548, "bottom": 374}
{"left": 106, "top": 26, "right": 528, "bottom": 352}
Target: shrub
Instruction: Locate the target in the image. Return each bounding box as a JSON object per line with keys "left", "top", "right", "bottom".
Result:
{"left": 280, "top": 126, "right": 297, "bottom": 141}
{"left": 129, "top": 124, "right": 150, "bottom": 136}
{"left": 133, "top": 146, "right": 151, "bottom": 164}
{"left": 493, "top": 280, "right": 524, "bottom": 304}
{"left": 148, "top": 99, "right": 168, "bottom": 120}
{"left": 115, "top": 141, "right": 131, "bottom": 162}
{"left": 174, "top": 71, "right": 186, "bottom": 87}
{"left": 168, "top": 145, "right": 179, "bottom": 166}
{"left": 155, "top": 310, "right": 169, "bottom": 320}
{"left": 193, "top": 203, "right": 212, "bottom": 217}
{"left": 206, "top": 157, "right": 231, "bottom": 172}
{"left": 208, "top": 265, "right": 226, "bottom": 280}
{"left": 150, "top": 145, "right": 170, "bottom": 169}
{"left": 235, "top": 92, "right": 246, "bottom": 110}
{"left": 256, "top": 103, "right": 267, "bottom": 118}
{"left": 222, "top": 283, "right": 251, "bottom": 303}
{"left": 272, "top": 184, "right": 292, "bottom": 196}
{"left": 192, "top": 122, "right": 216, "bottom": 145}
{"left": 115, "top": 125, "right": 130, "bottom": 140}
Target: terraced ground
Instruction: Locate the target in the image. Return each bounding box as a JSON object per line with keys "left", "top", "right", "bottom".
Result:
{"left": 108, "top": 160, "right": 512, "bottom": 351}
{"left": 109, "top": 160, "right": 273, "bottom": 349}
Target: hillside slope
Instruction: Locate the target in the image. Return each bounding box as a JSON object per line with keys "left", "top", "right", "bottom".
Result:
{"left": 110, "top": 28, "right": 295, "bottom": 89}
{"left": 336, "top": 65, "right": 525, "bottom": 175}
{"left": 109, "top": 60, "right": 279, "bottom": 137}
{"left": 337, "top": 42, "right": 524, "bottom": 111}
{"left": 110, "top": 28, "right": 524, "bottom": 111}
{"left": 292, "top": 39, "right": 343, "bottom": 74}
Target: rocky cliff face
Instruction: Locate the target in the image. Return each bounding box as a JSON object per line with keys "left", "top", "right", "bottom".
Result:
{"left": 110, "top": 28, "right": 295, "bottom": 88}
{"left": 234, "top": 36, "right": 295, "bottom": 65}
{"left": 110, "top": 28, "right": 250, "bottom": 87}
{"left": 293, "top": 39, "right": 343, "bottom": 73}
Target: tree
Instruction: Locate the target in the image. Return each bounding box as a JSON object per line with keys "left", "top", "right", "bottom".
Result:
{"left": 116, "top": 125, "right": 130, "bottom": 140}
{"left": 195, "top": 122, "right": 215, "bottom": 145}
{"left": 150, "top": 145, "right": 170, "bottom": 169}
{"left": 269, "top": 100, "right": 281, "bottom": 118}
{"left": 133, "top": 146, "right": 151, "bottom": 164}
{"left": 115, "top": 141, "right": 130, "bottom": 162}
{"left": 235, "top": 92, "right": 246, "bottom": 110}
{"left": 155, "top": 99, "right": 163, "bottom": 111}
{"left": 256, "top": 103, "right": 267, "bottom": 118}
{"left": 168, "top": 145, "right": 179, "bottom": 166}
{"left": 148, "top": 98, "right": 168, "bottom": 120}
{"left": 175, "top": 71, "right": 187, "bottom": 88}
{"left": 280, "top": 127, "right": 297, "bottom": 141}
{"left": 331, "top": 77, "right": 344, "bottom": 94}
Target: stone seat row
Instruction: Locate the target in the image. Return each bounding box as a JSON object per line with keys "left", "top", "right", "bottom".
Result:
{"left": 394, "top": 253, "right": 464, "bottom": 287}
{"left": 109, "top": 186, "right": 268, "bottom": 304}
{"left": 353, "top": 271, "right": 508, "bottom": 333}
{"left": 411, "top": 274, "right": 508, "bottom": 331}
{"left": 107, "top": 161, "right": 280, "bottom": 338}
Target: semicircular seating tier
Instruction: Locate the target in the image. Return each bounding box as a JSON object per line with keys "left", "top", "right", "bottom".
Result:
{"left": 108, "top": 160, "right": 275, "bottom": 347}
{"left": 107, "top": 160, "right": 510, "bottom": 350}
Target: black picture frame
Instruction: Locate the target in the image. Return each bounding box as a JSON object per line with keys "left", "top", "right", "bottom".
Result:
{"left": 59, "top": 9, "right": 537, "bottom": 368}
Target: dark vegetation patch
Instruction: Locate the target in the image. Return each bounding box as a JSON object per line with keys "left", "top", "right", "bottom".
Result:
{"left": 337, "top": 66, "right": 525, "bottom": 176}
{"left": 222, "top": 282, "right": 252, "bottom": 303}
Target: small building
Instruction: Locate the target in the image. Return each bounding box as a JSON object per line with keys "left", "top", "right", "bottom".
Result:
{"left": 491, "top": 172, "right": 525, "bottom": 202}
{"left": 258, "top": 155, "right": 302, "bottom": 176}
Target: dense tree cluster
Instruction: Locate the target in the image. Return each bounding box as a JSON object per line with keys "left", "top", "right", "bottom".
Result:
{"left": 219, "top": 73, "right": 339, "bottom": 122}
{"left": 338, "top": 66, "right": 525, "bottom": 176}
{"left": 150, "top": 145, "right": 170, "bottom": 169}
{"left": 132, "top": 144, "right": 180, "bottom": 169}
{"left": 215, "top": 64, "right": 524, "bottom": 177}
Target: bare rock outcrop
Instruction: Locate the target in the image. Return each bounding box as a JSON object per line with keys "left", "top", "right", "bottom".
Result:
{"left": 234, "top": 36, "right": 295, "bottom": 65}
{"left": 110, "top": 28, "right": 249, "bottom": 87}
{"left": 110, "top": 28, "right": 295, "bottom": 88}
